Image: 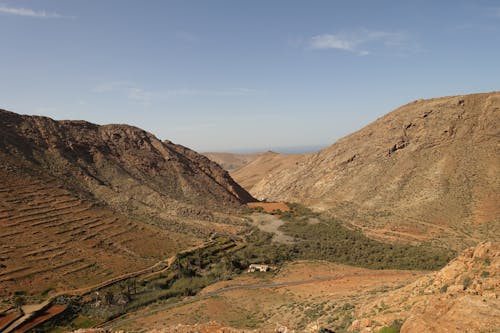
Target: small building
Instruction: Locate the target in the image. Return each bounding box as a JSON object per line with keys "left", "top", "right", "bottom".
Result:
{"left": 247, "top": 264, "right": 271, "bottom": 273}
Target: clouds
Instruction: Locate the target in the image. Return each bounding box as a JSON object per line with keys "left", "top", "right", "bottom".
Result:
{"left": 310, "top": 29, "right": 414, "bottom": 56}
{"left": 0, "top": 3, "right": 71, "bottom": 19}
{"left": 92, "top": 81, "right": 257, "bottom": 106}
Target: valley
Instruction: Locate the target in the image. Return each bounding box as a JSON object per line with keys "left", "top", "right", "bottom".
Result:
{"left": 0, "top": 92, "right": 498, "bottom": 333}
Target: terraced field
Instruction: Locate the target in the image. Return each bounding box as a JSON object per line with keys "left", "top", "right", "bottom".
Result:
{"left": 0, "top": 164, "right": 196, "bottom": 302}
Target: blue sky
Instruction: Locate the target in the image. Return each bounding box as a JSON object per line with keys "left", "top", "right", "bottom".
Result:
{"left": 1, "top": 1, "right": 499, "bottom": 152}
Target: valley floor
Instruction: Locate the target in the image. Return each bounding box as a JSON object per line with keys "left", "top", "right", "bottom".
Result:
{"left": 106, "top": 260, "right": 425, "bottom": 332}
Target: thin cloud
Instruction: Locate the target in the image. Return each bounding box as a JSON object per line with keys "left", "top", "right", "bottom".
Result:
{"left": 127, "top": 88, "right": 153, "bottom": 106}
{"left": 92, "top": 82, "right": 257, "bottom": 106}
{"left": 0, "top": 3, "right": 71, "bottom": 19}
{"left": 310, "top": 29, "right": 413, "bottom": 56}
{"left": 163, "top": 88, "right": 257, "bottom": 97}
{"left": 311, "top": 34, "right": 355, "bottom": 51}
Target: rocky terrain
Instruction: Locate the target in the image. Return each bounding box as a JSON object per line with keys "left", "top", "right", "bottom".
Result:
{"left": 69, "top": 242, "right": 499, "bottom": 333}
{"left": 0, "top": 110, "right": 254, "bottom": 224}
{"left": 1, "top": 91, "right": 498, "bottom": 332}
{"left": 251, "top": 92, "right": 500, "bottom": 249}
{"left": 0, "top": 109, "right": 255, "bottom": 305}
{"left": 351, "top": 241, "right": 499, "bottom": 333}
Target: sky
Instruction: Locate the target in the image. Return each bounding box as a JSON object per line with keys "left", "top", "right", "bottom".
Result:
{"left": 1, "top": 1, "right": 499, "bottom": 153}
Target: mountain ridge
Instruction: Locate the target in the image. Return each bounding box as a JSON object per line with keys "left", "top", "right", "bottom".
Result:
{"left": 0, "top": 109, "right": 255, "bottom": 219}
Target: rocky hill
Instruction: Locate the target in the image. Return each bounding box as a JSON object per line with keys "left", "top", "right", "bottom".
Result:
{"left": 0, "top": 110, "right": 254, "bottom": 222}
{"left": 251, "top": 92, "right": 500, "bottom": 249}
{"left": 0, "top": 109, "right": 254, "bottom": 302}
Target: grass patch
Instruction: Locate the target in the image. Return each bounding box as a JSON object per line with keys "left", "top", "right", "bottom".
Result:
{"left": 72, "top": 315, "right": 96, "bottom": 329}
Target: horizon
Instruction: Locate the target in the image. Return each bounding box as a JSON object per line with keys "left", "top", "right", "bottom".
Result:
{"left": 1, "top": 1, "right": 499, "bottom": 151}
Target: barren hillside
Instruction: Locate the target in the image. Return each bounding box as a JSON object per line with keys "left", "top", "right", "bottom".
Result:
{"left": 252, "top": 92, "right": 500, "bottom": 249}
{"left": 0, "top": 109, "right": 255, "bottom": 301}
{"left": 231, "top": 151, "right": 305, "bottom": 193}
{"left": 0, "top": 110, "right": 254, "bottom": 221}
{"left": 0, "top": 156, "right": 194, "bottom": 299}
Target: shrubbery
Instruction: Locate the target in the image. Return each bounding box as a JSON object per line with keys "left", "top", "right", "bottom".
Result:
{"left": 242, "top": 203, "right": 454, "bottom": 271}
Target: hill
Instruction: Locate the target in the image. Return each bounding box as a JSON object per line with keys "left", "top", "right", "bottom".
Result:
{"left": 0, "top": 109, "right": 254, "bottom": 219}
{"left": 204, "top": 151, "right": 306, "bottom": 194}
{"left": 0, "top": 109, "right": 254, "bottom": 302}
{"left": 231, "top": 151, "right": 305, "bottom": 193}
{"left": 203, "top": 152, "right": 265, "bottom": 172}
{"left": 251, "top": 92, "right": 500, "bottom": 249}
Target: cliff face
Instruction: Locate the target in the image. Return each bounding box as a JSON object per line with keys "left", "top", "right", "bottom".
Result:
{"left": 251, "top": 92, "right": 500, "bottom": 248}
{"left": 0, "top": 110, "right": 254, "bottom": 222}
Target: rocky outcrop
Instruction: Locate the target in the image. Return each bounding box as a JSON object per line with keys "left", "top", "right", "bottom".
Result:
{"left": 351, "top": 242, "right": 499, "bottom": 333}
{"left": 251, "top": 92, "right": 500, "bottom": 249}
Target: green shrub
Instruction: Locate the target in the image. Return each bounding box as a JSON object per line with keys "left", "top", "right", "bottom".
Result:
{"left": 276, "top": 212, "right": 453, "bottom": 270}
{"left": 463, "top": 277, "right": 472, "bottom": 289}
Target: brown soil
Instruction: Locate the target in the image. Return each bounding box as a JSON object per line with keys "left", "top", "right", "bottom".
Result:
{"left": 0, "top": 312, "right": 21, "bottom": 331}
{"left": 0, "top": 165, "right": 196, "bottom": 300}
